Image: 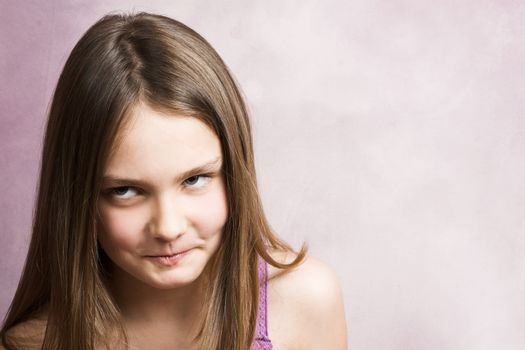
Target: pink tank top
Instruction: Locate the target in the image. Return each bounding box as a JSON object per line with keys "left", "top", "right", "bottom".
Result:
{"left": 250, "top": 257, "right": 273, "bottom": 349}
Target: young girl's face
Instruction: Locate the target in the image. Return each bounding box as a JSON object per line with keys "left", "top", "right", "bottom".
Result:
{"left": 96, "top": 103, "right": 228, "bottom": 290}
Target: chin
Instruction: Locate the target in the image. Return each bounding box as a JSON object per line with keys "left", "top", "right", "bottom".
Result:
{"left": 144, "top": 264, "right": 206, "bottom": 290}
{"left": 147, "top": 275, "right": 199, "bottom": 290}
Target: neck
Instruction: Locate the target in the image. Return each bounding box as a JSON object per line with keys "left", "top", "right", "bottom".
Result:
{"left": 108, "top": 265, "right": 205, "bottom": 330}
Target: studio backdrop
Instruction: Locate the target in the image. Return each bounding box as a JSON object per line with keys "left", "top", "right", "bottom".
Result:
{"left": 1, "top": 1, "right": 525, "bottom": 349}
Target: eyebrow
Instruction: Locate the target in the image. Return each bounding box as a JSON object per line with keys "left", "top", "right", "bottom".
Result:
{"left": 102, "top": 157, "right": 222, "bottom": 187}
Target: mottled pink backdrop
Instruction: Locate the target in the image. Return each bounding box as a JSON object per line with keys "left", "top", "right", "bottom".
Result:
{"left": 1, "top": 1, "right": 525, "bottom": 349}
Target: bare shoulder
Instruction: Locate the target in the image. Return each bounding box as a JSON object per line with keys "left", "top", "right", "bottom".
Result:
{"left": 268, "top": 250, "right": 341, "bottom": 300}
{"left": 266, "top": 249, "right": 348, "bottom": 350}
{"left": 2, "top": 309, "right": 48, "bottom": 350}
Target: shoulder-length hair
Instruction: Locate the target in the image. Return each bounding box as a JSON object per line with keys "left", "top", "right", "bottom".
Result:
{"left": 1, "top": 11, "right": 306, "bottom": 350}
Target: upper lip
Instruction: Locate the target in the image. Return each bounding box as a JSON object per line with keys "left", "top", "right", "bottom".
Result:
{"left": 144, "top": 247, "right": 194, "bottom": 257}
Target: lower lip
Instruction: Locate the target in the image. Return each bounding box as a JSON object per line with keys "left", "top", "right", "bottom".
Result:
{"left": 145, "top": 249, "right": 193, "bottom": 267}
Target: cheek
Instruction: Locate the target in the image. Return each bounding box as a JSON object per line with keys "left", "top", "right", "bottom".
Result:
{"left": 188, "top": 186, "right": 228, "bottom": 238}
{"left": 97, "top": 203, "right": 146, "bottom": 253}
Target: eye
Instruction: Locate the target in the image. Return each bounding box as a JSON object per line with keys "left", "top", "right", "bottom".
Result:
{"left": 183, "top": 174, "right": 211, "bottom": 189}
{"left": 107, "top": 186, "right": 140, "bottom": 200}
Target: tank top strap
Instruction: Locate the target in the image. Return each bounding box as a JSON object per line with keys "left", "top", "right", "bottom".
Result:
{"left": 252, "top": 256, "right": 273, "bottom": 349}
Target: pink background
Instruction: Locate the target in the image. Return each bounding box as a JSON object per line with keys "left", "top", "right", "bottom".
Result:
{"left": 2, "top": 1, "right": 525, "bottom": 348}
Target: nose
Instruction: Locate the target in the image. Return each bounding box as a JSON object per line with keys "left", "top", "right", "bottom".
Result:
{"left": 148, "top": 194, "right": 188, "bottom": 241}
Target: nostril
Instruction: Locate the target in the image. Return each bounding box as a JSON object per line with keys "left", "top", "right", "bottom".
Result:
{"left": 148, "top": 197, "right": 189, "bottom": 240}
{"left": 149, "top": 215, "right": 188, "bottom": 241}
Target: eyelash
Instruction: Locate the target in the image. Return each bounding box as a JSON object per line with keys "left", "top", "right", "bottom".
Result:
{"left": 106, "top": 174, "right": 212, "bottom": 200}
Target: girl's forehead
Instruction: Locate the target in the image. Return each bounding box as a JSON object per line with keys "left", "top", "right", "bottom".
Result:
{"left": 104, "top": 104, "right": 221, "bottom": 174}
{"left": 116, "top": 103, "right": 187, "bottom": 140}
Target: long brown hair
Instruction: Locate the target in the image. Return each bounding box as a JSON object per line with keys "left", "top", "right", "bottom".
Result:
{"left": 1, "top": 11, "right": 306, "bottom": 350}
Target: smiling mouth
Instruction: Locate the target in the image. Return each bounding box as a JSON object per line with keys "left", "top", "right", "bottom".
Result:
{"left": 144, "top": 249, "right": 193, "bottom": 266}
{"left": 145, "top": 249, "right": 191, "bottom": 258}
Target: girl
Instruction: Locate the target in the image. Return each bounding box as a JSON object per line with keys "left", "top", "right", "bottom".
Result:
{"left": 1, "top": 12, "right": 347, "bottom": 350}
